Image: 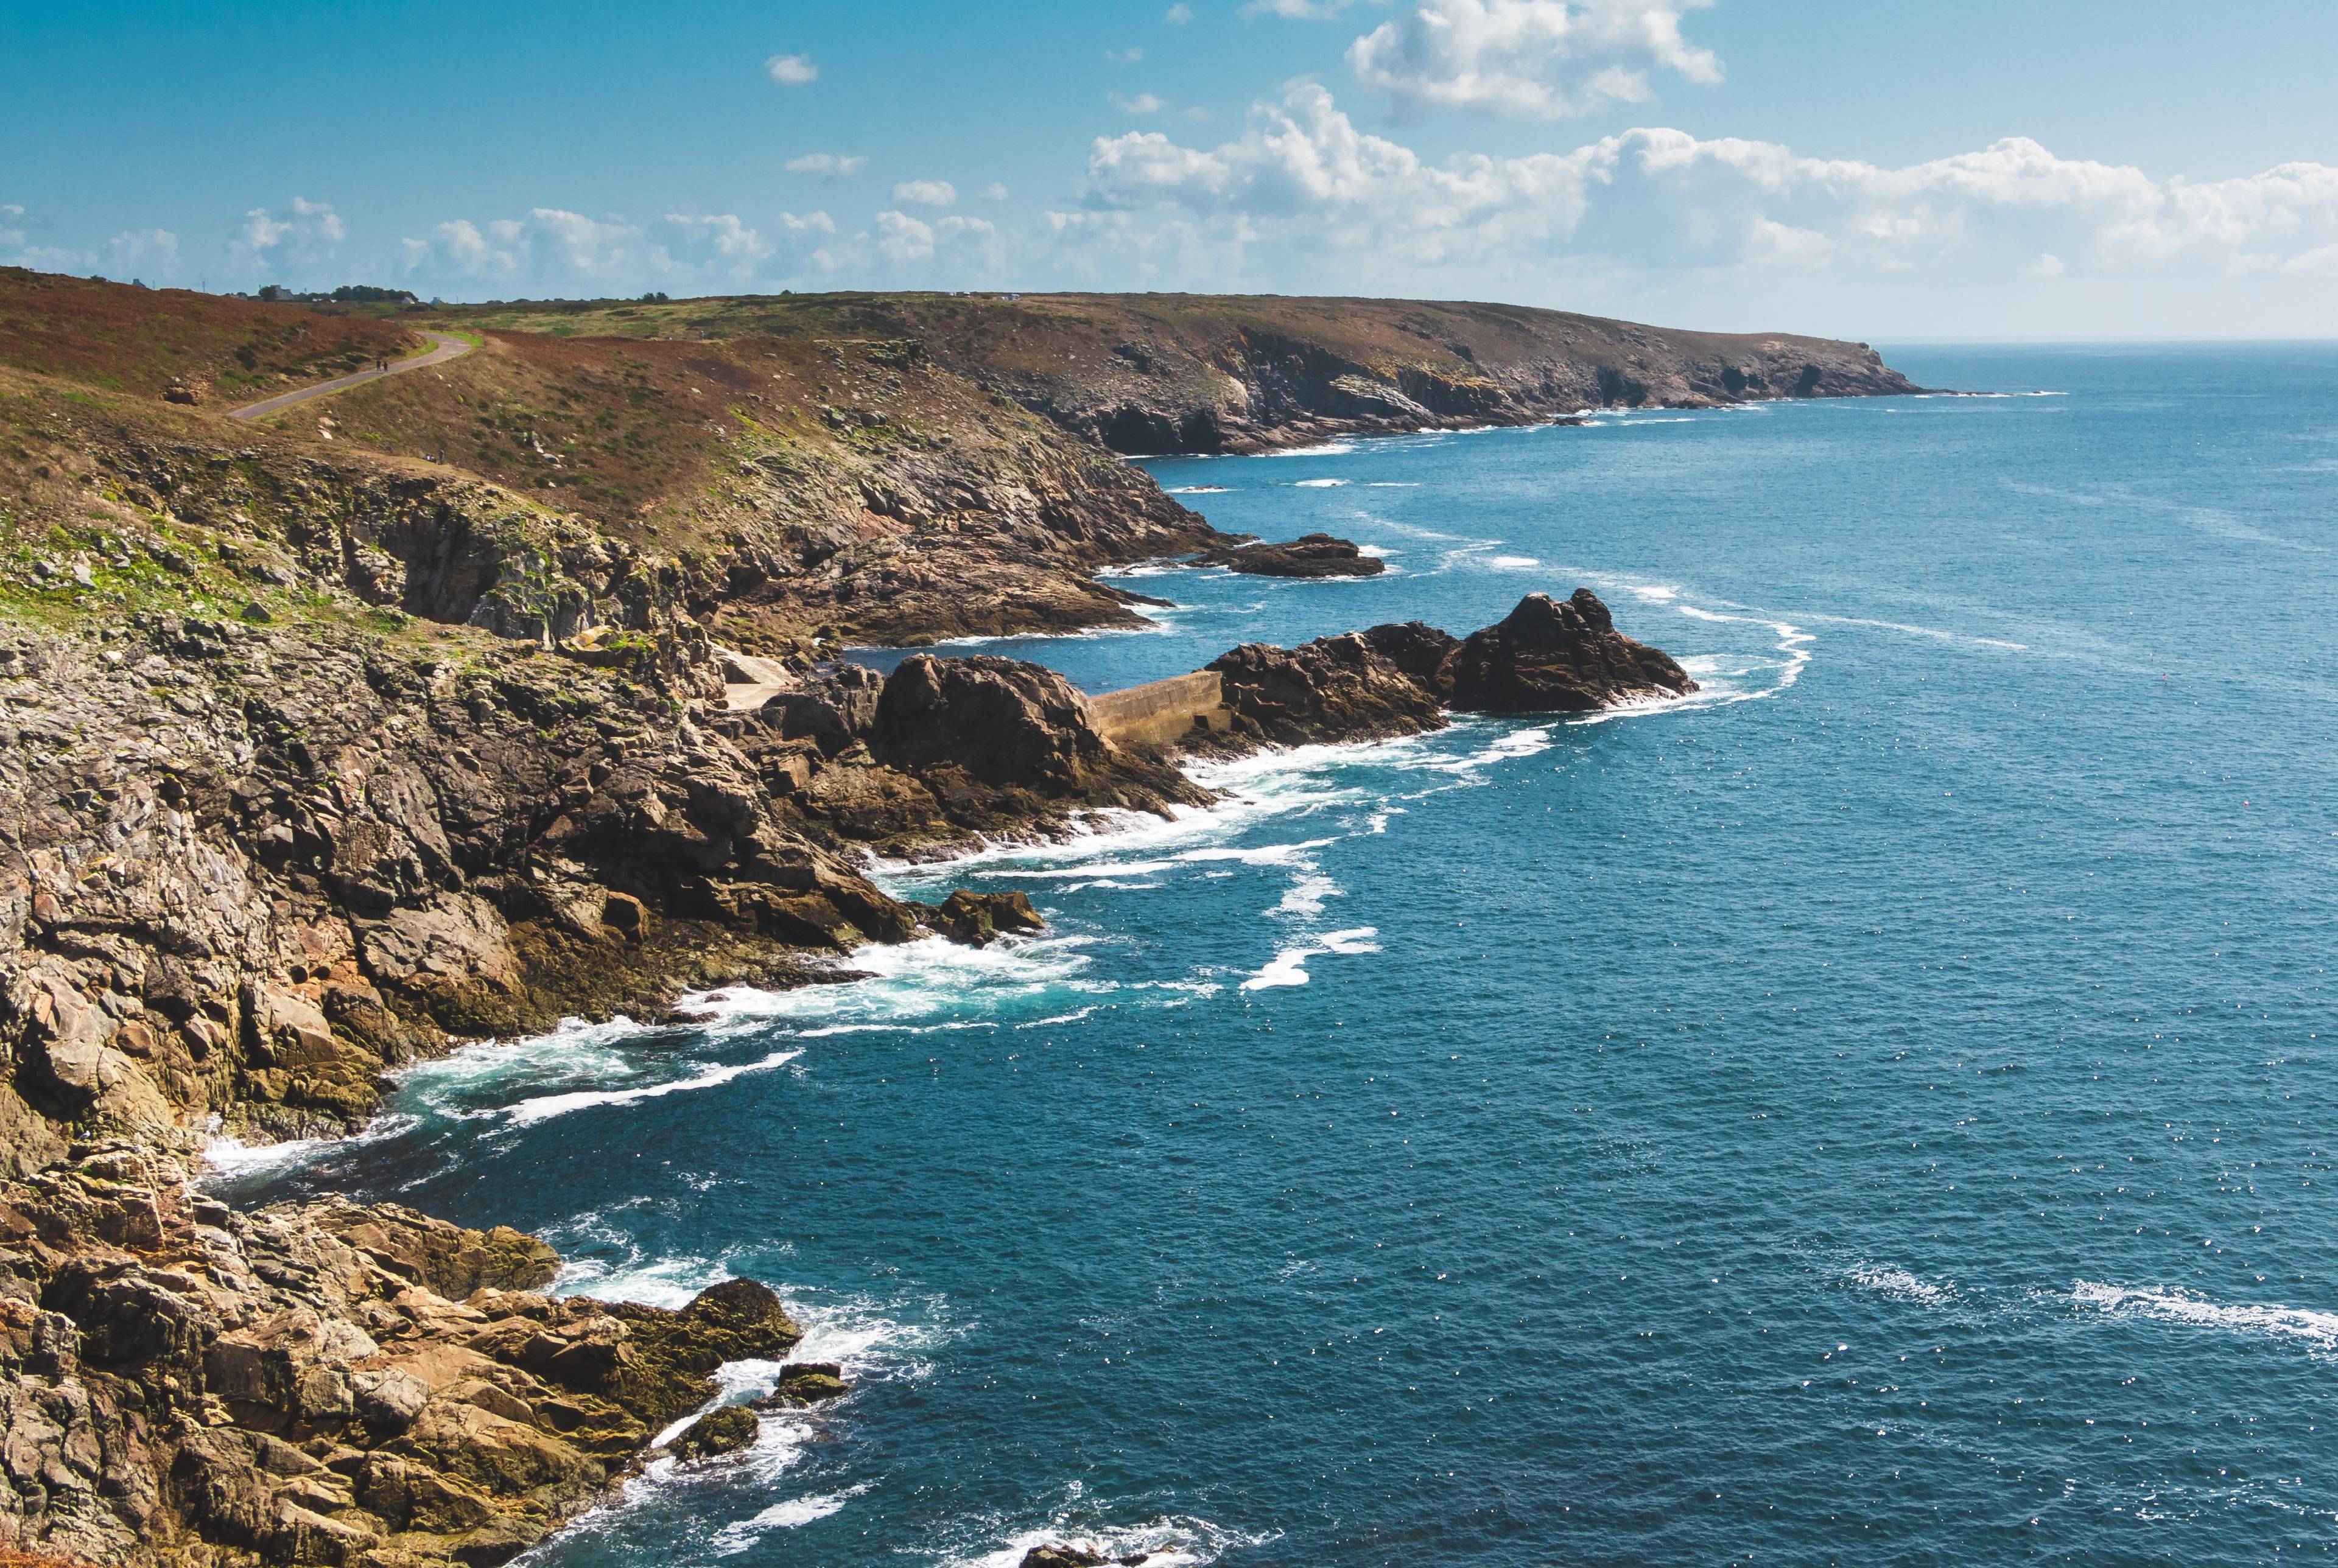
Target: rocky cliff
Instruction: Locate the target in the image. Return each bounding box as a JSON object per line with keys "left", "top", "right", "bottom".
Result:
{"left": 0, "top": 267, "right": 1729, "bottom": 1565}
{"left": 429, "top": 290, "right": 1923, "bottom": 453}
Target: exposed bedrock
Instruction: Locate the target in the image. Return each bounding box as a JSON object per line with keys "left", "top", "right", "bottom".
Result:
{"left": 1192, "top": 533, "right": 1385, "bottom": 578}
{"left": 0, "top": 1147, "right": 803, "bottom": 1567}
{"left": 1198, "top": 589, "right": 1694, "bottom": 751}
{"left": 1448, "top": 589, "right": 1698, "bottom": 713}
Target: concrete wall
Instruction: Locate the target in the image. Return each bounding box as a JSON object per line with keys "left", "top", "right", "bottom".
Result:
{"left": 1086, "top": 670, "right": 1227, "bottom": 748}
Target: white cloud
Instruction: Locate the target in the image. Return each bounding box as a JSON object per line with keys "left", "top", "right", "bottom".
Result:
{"left": 1111, "top": 92, "right": 1168, "bottom": 115}
{"left": 1107, "top": 46, "right": 1145, "bottom": 62}
{"left": 105, "top": 228, "right": 180, "bottom": 278}
{"left": 1348, "top": 0, "right": 1721, "bottom": 119}
{"left": 1166, "top": 3, "right": 1195, "bottom": 20}
{"left": 891, "top": 179, "right": 958, "bottom": 208}
{"left": 779, "top": 210, "right": 837, "bottom": 234}
{"left": 231, "top": 197, "right": 346, "bottom": 274}
{"left": 979, "top": 182, "right": 1010, "bottom": 201}
{"left": 0, "top": 204, "right": 24, "bottom": 248}
{"left": 765, "top": 52, "right": 818, "bottom": 85}
{"left": 873, "top": 209, "right": 935, "bottom": 263}
{"left": 659, "top": 213, "right": 773, "bottom": 279}
{"left": 1246, "top": 0, "right": 1356, "bottom": 16}
{"left": 785, "top": 152, "right": 867, "bottom": 180}
{"left": 399, "top": 208, "right": 643, "bottom": 285}
{"left": 1079, "top": 81, "right": 2338, "bottom": 295}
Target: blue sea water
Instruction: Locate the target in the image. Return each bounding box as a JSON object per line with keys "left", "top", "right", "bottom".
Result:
{"left": 223, "top": 345, "right": 2338, "bottom": 1566}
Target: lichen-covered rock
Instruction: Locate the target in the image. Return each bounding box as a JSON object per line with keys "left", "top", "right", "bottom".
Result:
{"left": 758, "top": 1362, "right": 848, "bottom": 1407}
{"left": 667, "top": 1404, "right": 758, "bottom": 1460}
{"left": 0, "top": 1154, "right": 802, "bottom": 1566}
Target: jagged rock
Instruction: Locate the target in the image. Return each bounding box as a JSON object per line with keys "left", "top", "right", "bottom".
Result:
{"left": 667, "top": 1404, "right": 757, "bottom": 1459}
{"left": 1359, "top": 620, "right": 1462, "bottom": 698}
{"left": 916, "top": 890, "right": 1045, "bottom": 947}
{"left": 1448, "top": 589, "right": 1696, "bottom": 713}
{"left": 871, "top": 656, "right": 1114, "bottom": 791}
{"left": 0, "top": 1157, "right": 811, "bottom": 1566}
{"left": 1194, "top": 533, "right": 1385, "bottom": 578}
{"left": 1207, "top": 633, "right": 1447, "bottom": 748}
{"left": 757, "top": 1362, "right": 848, "bottom": 1407}
{"left": 763, "top": 665, "right": 883, "bottom": 758}
{"left": 306, "top": 1197, "right": 559, "bottom": 1298}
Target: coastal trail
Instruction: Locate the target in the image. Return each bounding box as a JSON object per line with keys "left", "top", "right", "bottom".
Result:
{"left": 228, "top": 329, "right": 474, "bottom": 421}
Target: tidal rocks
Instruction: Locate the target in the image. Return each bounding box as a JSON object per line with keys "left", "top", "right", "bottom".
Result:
{"left": 754, "top": 1362, "right": 848, "bottom": 1409}
{"left": 1194, "top": 533, "right": 1385, "bottom": 578}
{"left": 669, "top": 1405, "right": 759, "bottom": 1460}
{"left": 914, "top": 890, "right": 1045, "bottom": 948}
{"left": 1175, "top": 591, "right": 1690, "bottom": 754}
{"left": 1207, "top": 633, "right": 1447, "bottom": 749}
{"left": 1448, "top": 589, "right": 1696, "bottom": 713}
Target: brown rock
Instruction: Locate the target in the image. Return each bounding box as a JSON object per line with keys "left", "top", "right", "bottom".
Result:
{"left": 1448, "top": 589, "right": 1696, "bottom": 713}
{"left": 1194, "top": 532, "right": 1386, "bottom": 578}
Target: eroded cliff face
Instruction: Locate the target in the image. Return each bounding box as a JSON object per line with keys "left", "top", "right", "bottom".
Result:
{"left": 0, "top": 270, "right": 1736, "bottom": 1567}
{"left": 0, "top": 1146, "right": 808, "bottom": 1566}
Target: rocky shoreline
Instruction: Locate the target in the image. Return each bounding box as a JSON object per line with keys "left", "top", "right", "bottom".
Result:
{"left": 0, "top": 267, "right": 1875, "bottom": 1567}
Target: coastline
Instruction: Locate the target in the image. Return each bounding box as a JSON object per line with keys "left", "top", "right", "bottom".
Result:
{"left": 0, "top": 268, "right": 1906, "bottom": 1567}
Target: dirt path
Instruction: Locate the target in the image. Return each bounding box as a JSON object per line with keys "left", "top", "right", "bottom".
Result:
{"left": 228, "top": 330, "right": 474, "bottom": 421}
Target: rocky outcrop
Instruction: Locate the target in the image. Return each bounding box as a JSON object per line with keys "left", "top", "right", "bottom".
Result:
{"left": 1449, "top": 589, "right": 1696, "bottom": 713}
{"left": 1207, "top": 635, "right": 1448, "bottom": 750}
{"left": 1192, "top": 533, "right": 1385, "bottom": 578}
{"left": 1191, "top": 590, "right": 1691, "bottom": 751}
{"left": 0, "top": 1147, "right": 800, "bottom": 1567}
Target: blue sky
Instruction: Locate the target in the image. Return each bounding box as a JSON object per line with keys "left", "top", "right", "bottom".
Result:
{"left": 9, "top": 1, "right": 2338, "bottom": 337}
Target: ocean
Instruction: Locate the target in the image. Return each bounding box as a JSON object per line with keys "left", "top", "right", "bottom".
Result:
{"left": 219, "top": 345, "right": 2338, "bottom": 1566}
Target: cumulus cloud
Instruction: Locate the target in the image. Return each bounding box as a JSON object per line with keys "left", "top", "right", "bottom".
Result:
{"left": 779, "top": 210, "right": 837, "bottom": 235}
{"left": 1111, "top": 92, "right": 1168, "bottom": 115}
{"left": 399, "top": 208, "right": 643, "bottom": 285}
{"left": 1166, "top": 3, "right": 1195, "bottom": 20}
{"left": 231, "top": 197, "right": 345, "bottom": 273}
{"left": 891, "top": 179, "right": 958, "bottom": 208}
{"left": 979, "top": 182, "right": 1010, "bottom": 201}
{"left": 0, "top": 208, "right": 181, "bottom": 281}
{"left": 873, "top": 209, "right": 936, "bottom": 263}
{"left": 785, "top": 152, "right": 866, "bottom": 180}
{"left": 765, "top": 52, "right": 818, "bottom": 85}
{"left": 1079, "top": 81, "right": 2338, "bottom": 289}
{"left": 657, "top": 214, "right": 773, "bottom": 279}
{"left": 1107, "top": 46, "right": 1145, "bottom": 62}
{"left": 1347, "top": 0, "right": 1721, "bottom": 119}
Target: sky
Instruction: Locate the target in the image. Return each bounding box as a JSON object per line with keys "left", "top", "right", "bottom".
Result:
{"left": 8, "top": 1, "right": 2338, "bottom": 338}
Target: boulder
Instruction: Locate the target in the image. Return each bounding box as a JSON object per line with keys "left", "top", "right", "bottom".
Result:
{"left": 308, "top": 1197, "right": 560, "bottom": 1298}
{"left": 1447, "top": 589, "right": 1696, "bottom": 713}
{"left": 762, "top": 665, "right": 882, "bottom": 758}
{"left": 917, "top": 889, "right": 1045, "bottom": 947}
{"left": 871, "top": 656, "right": 1114, "bottom": 791}
{"left": 667, "top": 1404, "right": 758, "bottom": 1460}
{"left": 1207, "top": 633, "right": 1447, "bottom": 747}
{"left": 754, "top": 1361, "right": 848, "bottom": 1409}
{"left": 1194, "top": 533, "right": 1385, "bottom": 578}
